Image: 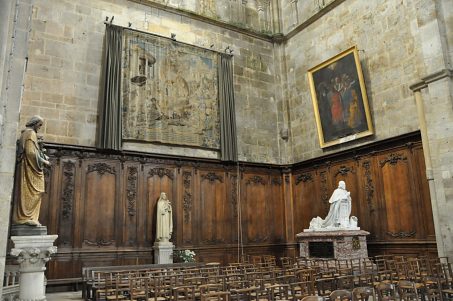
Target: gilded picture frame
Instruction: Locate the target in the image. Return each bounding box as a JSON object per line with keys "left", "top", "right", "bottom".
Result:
{"left": 308, "top": 46, "right": 373, "bottom": 148}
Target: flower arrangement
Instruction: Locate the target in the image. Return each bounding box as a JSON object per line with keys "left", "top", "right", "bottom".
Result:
{"left": 173, "top": 249, "right": 196, "bottom": 263}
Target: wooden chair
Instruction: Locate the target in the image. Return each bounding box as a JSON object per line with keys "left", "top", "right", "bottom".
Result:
{"left": 396, "top": 280, "right": 418, "bottom": 301}
{"left": 352, "top": 287, "right": 375, "bottom": 301}
{"left": 316, "top": 276, "right": 337, "bottom": 298}
{"left": 172, "top": 285, "right": 197, "bottom": 301}
{"left": 129, "top": 276, "right": 147, "bottom": 301}
{"left": 290, "top": 281, "right": 315, "bottom": 301}
{"left": 375, "top": 282, "right": 397, "bottom": 301}
{"left": 201, "top": 291, "right": 231, "bottom": 301}
{"left": 301, "top": 297, "right": 324, "bottom": 301}
{"left": 230, "top": 286, "right": 269, "bottom": 301}
{"left": 266, "top": 284, "right": 291, "bottom": 301}
{"left": 330, "top": 289, "right": 352, "bottom": 301}
{"left": 337, "top": 275, "right": 355, "bottom": 290}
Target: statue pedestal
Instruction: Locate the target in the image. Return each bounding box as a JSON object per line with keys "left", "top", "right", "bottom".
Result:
{"left": 10, "top": 235, "right": 58, "bottom": 301}
{"left": 153, "top": 241, "right": 174, "bottom": 264}
{"left": 296, "top": 230, "right": 369, "bottom": 260}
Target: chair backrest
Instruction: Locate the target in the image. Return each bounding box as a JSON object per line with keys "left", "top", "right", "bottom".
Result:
{"left": 376, "top": 282, "right": 396, "bottom": 301}
{"left": 397, "top": 280, "right": 418, "bottom": 301}
{"left": 301, "top": 296, "right": 324, "bottom": 301}
{"left": 330, "top": 289, "right": 352, "bottom": 301}
{"left": 201, "top": 291, "right": 231, "bottom": 301}
{"left": 352, "top": 287, "right": 374, "bottom": 301}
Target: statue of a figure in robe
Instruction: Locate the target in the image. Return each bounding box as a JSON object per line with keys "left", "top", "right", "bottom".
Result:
{"left": 13, "top": 115, "right": 51, "bottom": 226}
{"left": 309, "top": 180, "right": 358, "bottom": 231}
{"left": 156, "top": 192, "right": 173, "bottom": 242}
{"left": 322, "top": 180, "right": 352, "bottom": 228}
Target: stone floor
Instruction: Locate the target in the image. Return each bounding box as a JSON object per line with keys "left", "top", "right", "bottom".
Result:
{"left": 46, "top": 291, "right": 83, "bottom": 301}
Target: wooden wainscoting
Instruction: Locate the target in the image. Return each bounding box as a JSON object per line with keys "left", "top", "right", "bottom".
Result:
{"left": 13, "top": 131, "right": 436, "bottom": 282}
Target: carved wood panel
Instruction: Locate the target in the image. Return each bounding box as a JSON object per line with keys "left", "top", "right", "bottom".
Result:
{"left": 377, "top": 149, "right": 418, "bottom": 239}
{"left": 242, "top": 173, "right": 269, "bottom": 244}
{"left": 81, "top": 161, "right": 118, "bottom": 248}
{"left": 292, "top": 171, "right": 318, "bottom": 233}
{"left": 198, "top": 170, "right": 229, "bottom": 244}
{"left": 33, "top": 133, "right": 435, "bottom": 283}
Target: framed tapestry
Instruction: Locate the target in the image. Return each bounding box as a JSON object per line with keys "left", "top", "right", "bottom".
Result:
{"left": 308, "top": 46, "right": 373, "bottom": 148}
{"left": 121, "top": 30, "right": 220, "bottom": 150}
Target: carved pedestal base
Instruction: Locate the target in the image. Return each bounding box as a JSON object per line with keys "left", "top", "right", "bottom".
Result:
{"left": 296, "top": 230, "right": 369, "bottom": 260}
{"left": 153, "top": 241, "right": 175, "bottom": 264}
{"left": 10, "top": 235, "right": 58, "bottom": 301}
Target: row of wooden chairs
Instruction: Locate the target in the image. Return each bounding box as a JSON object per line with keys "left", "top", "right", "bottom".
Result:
{"left": 86, "top": 255, "right": 452, "bottom": 301}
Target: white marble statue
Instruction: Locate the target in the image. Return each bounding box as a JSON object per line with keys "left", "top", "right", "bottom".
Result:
{"left": 156, "top": 192, "right": 173, "bottom": 242}
{"left": 308, "top": 181, "right": 359, "bottom": 231}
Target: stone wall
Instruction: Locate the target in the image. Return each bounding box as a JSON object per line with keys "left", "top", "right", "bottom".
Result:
{"left": 132, "top": 0, "right": 275, "bottom": 35}
{"left": 284, "top": 0, "right": 424, "bottom": 161}
{"left": 279, "top": 0, "right": 338, "bottom": 34}
{"left": 20, "top": 0, "right": 282, "bottom": 164}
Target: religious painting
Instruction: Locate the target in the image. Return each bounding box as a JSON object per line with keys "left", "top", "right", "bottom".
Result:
{"left": 122, "top": 30, "right": 220, "bottom": 149}
{"left": 308, "top": 46, "right": 373, "bottom": 148}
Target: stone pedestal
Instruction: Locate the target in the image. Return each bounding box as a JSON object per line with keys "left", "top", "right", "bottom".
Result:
{"left": 296, "top": 230, "right": 369, "bottom": 260}
{"left": 153, "top": 241, "right": 174, "bottom": 264}
{"left": 10, "top": 235, "right": 58, "bottom": 301}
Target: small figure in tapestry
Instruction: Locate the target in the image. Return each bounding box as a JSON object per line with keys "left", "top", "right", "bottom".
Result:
{"left": 13, "top": 115, "right": 51, "bottom": 226}
{"left": 309, "top": 180, "right": 359, "bottom": 231}
{"left": 156, "top": 192, "right": 173, "bottom": 243}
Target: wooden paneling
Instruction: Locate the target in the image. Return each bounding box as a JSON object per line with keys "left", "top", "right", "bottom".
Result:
{"left": 24, "top": 132, "right": 436, "bottom": 282}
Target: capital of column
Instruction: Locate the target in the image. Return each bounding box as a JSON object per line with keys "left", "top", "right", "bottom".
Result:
{"left": 10, "top": 246, "right": 57, "bottom": 271}
{"left": 10, "top": 235, "right": 58, "bottom": 272}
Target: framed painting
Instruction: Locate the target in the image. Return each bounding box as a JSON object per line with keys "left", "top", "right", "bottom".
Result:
{"left": 308, "top": 46, "right": 373, "bottom": 148}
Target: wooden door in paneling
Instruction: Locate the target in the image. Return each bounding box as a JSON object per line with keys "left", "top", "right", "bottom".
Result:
{"left": 81, "top": 161, "right": 118, "bottom": 248}
{"left": 243, "top": 174, "right": 269, "bottom": 244}
{"left": 378, "top": 150, "right": 418, "bottom": 240}
{"left": 143, "top": 166, "right": 176, "bottom": 247}
{"left": 199, "top": 171, "right": 229, "bottom": 244}
{"left": 292, "top": 170, "right": 318, "bottom": 233}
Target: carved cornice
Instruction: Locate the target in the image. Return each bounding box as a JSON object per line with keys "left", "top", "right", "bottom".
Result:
{"left": 183, "top": 171, "right": 192, "bottom": 224}
{"left": 127, "top": 166, "right": 138, "bottom": 216}
{"left": 386, "top": 231, "right": 416, "bottom": 239}
{"left": 201, "top": 172, "right": 224, "bottom": 183}
{"left": 61, "top": 161, "right": 75, "bottom": 219}
{"left": 148, "top": 167, "right": 174, "bottom": 179}
{"left": 295, "top": 173, "right": 313, "bottom": 185}
{"left": 379, "top": 153, "right": 407, "bottom": 167}
{"left": 87, "top": 163, "right": 116, "bottom": 175}
{"left": 246, "top": 175, "right": 266, "bottom": 185}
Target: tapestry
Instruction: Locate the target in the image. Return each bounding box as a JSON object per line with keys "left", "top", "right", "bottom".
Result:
{"left": 122, "top": 30, "right": 220, "bottom": 149}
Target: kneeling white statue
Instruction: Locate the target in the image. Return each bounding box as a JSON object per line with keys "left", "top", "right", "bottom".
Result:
{"left": 308, "top": 181, "right": 359, "bottom": 231}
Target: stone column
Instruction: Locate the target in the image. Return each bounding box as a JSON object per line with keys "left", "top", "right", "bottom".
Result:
{"left": 10, "top": 235, "right": 58, "bottom": 301}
